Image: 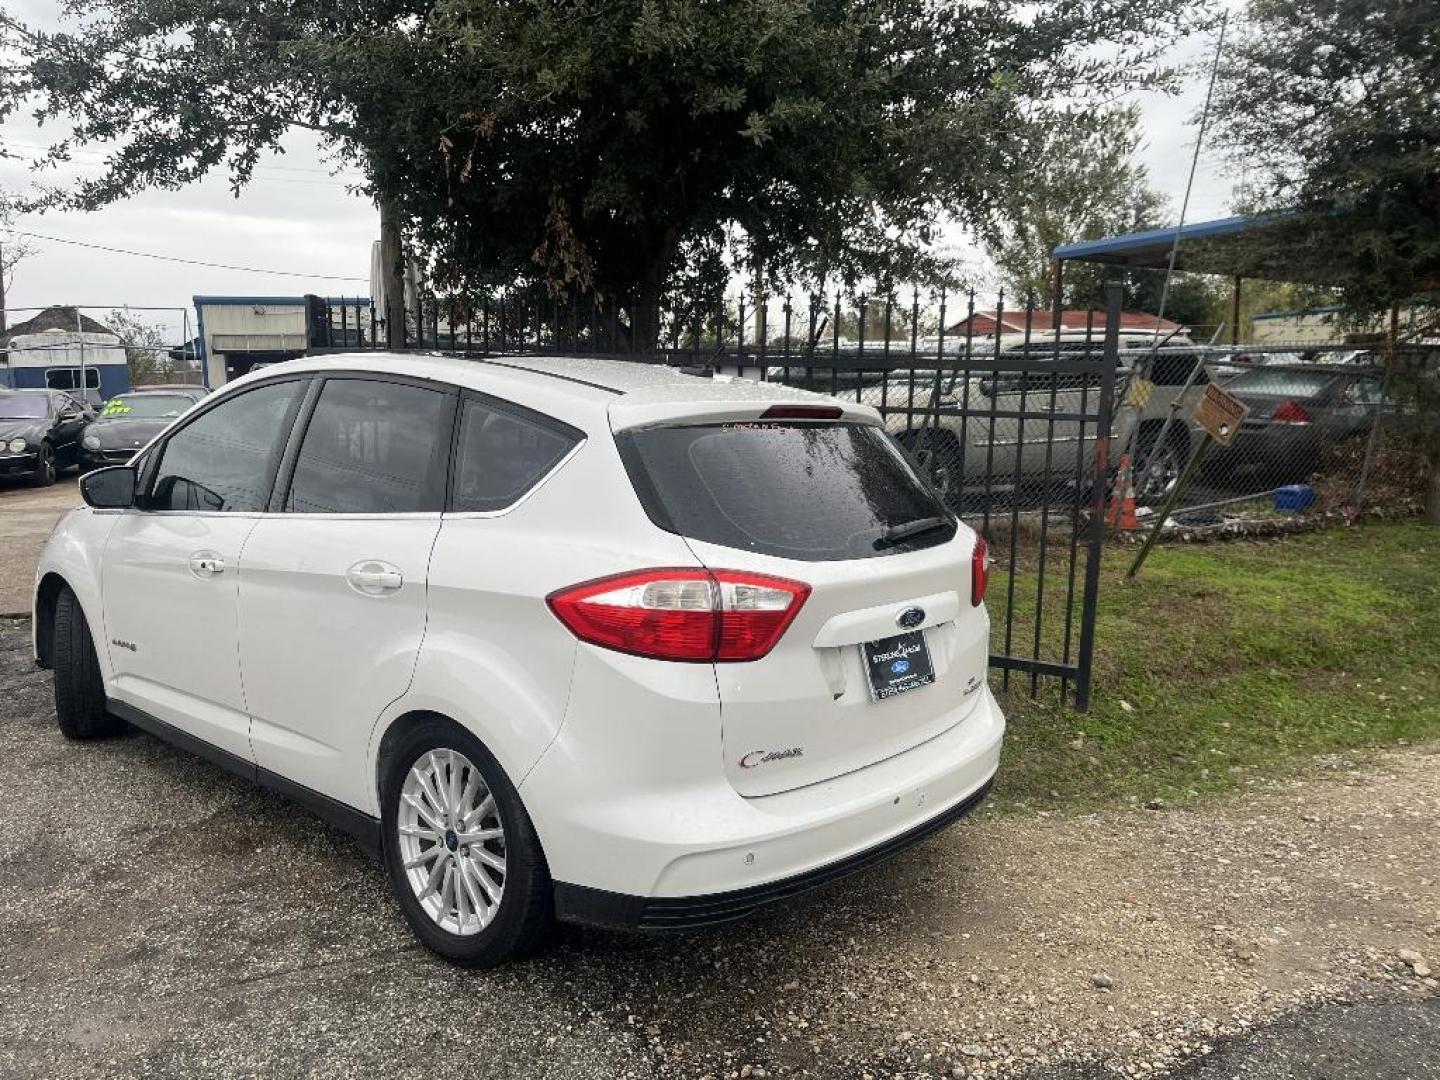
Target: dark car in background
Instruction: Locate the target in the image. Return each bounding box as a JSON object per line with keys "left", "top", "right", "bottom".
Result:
{"left": 1204, "top": 366, "right": 1386, "bottom": 485}
{"left": 0, "top": 389, "right": 95, "bottom": 486}
{"left": 78, "top": 386, "right": 209, "bottom": 471}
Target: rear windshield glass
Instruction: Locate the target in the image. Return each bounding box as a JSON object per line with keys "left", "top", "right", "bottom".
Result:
{"left": 619, "top": 422, "right": 956, "bottom": 561}
{"left": 1225, "top": 369, "right": 1334, "bottom": 397}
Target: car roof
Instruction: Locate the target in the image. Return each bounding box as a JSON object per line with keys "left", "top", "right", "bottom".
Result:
{"left": 221, "top": 352, "right": 877, "bottom": 431}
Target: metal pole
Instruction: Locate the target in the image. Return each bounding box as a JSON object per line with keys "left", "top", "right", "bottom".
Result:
{"left": 1149, "top": 10, "right": 1227, "bottom": 349}
{"left": 1230, "top": 275, "right": 1242, "bottom": 345}
{"left": 1353, "top": 370, "right": 1391, "bottom": 516}
{"left": 75, "top": 307, "right": 87, "bottom": 401}
{"left": 1127, "top": 433, "right": 1214, "bottom": 579}
{"left": 1074, "top": 283, "right": 1123, "bottom": 712}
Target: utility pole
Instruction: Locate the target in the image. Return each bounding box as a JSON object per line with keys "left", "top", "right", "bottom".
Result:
{"left": 379, "top": 195, "right": 407, "bottom": 349}
{"left": 0, "top": 240, "right": 8, "bottom": 337}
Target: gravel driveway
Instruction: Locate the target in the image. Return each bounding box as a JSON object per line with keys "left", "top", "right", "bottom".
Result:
{"left": 0, "top": 617, "right": 1435, "bottom": 1079}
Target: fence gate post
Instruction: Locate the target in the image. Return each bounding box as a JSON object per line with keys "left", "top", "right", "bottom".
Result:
{"left": 1073, "top": 283, "right": 1122, "bottom": 711}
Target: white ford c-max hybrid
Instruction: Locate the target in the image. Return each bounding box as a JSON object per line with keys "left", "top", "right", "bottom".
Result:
{"left": 33, "top": 353, "right": 1004, "bottom": 965}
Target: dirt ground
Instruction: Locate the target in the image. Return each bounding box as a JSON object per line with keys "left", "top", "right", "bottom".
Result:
{"left": 0, "top": 618, "right": 1435, "bottom": 1079}
{"left": 0, "top": 477, "right": 81, "bottom": 616}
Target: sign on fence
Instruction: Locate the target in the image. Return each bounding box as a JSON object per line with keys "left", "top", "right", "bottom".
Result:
{"left": 1193, "top": 382, "right": 1249, "bottom": 447}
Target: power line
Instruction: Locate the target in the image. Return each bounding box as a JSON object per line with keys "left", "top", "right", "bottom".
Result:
{"left": 5, "top": 229, "right": 369, "bottom": 282}
{"left": 0, "top": 139, "right": 363, "bottom": 179}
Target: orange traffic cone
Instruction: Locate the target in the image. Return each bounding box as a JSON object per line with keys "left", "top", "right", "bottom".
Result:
{"left": 1106, "top": 454, "right": 1139, "bottom": 530}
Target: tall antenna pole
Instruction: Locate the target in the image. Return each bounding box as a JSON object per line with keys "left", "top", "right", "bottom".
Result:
{"left": 1150, "top": 10, "right": 1229, "bottom": 345}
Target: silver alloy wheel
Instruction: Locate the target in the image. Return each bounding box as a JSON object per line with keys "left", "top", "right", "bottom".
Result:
{"left": 397, "top": 748, "right": 507, "bottom": 936}
{"left": 1137, "top": 443, "right": 1180, "bottom": 501}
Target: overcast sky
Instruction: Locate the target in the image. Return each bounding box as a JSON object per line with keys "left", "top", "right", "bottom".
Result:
{"left": 1, "top": 2, "right": 1241, "bottom": 342}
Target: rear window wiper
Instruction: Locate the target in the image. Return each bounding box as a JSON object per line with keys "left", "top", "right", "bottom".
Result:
{"left": 874, "top": 516, "right": 952, "bottom": 549}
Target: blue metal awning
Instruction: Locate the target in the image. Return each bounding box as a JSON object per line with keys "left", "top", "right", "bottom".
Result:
{"left": 1053, "top": 215, "right": 1258, "bottom": 267}
{"left": 1049, "top": 212, "right": 1330, "bottom": 282}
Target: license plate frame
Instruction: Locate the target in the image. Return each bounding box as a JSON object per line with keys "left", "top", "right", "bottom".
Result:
{"left": 860, "top": 630, "right": 935, "bottom": 701}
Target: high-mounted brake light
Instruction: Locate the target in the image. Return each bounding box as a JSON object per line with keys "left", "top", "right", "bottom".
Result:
{"left": 971, "top": 536, "right": 990, "bottom": 607}
{"left": 760, "top": 404, "right": 844, "bottom": 420}
{"left": 1271, "top": 400, "right": 1312, "bottom": 425}
{"left": 547, "top": 569, "right": 810, "bottom": 662}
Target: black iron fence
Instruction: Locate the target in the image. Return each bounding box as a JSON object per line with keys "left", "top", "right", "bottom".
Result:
{"left": 312, "top": 284, "right": 1430, "bottom": 709}
{"left": 316, "top": 283, "right": 1142, "bottom": 710}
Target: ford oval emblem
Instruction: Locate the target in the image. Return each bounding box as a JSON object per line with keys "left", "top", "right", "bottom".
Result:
{"left": 890, "top": 659, "right": 911, "bottom": 674}
{"left": 896, "top": 607, "right": 925, "bottom": 629}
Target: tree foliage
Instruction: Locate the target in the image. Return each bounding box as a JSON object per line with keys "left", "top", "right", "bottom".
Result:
{"left": 1211, "top": 0, "right": 1440, "bottom": 316}
{"left": 1, "top": 0, "right": 1196, "bottom": 343}
{"left": 1211, "top": 0, "right": 1440, "bottom": 521}
{"left": 105, "top": 307, "right": 173, "bottom": 385}
{"left": 987, "top": 105, "right": 1166, "bottom": 300}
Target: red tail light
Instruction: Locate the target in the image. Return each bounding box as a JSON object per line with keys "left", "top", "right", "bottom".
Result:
{"left": 547, "top": 569, "right": 810, "bottom": 662}
{"left": 1271, "top": 400, "right": 1312, "bottom": 424}
{"left": 971, "top": 536, "right": 990, "bottom": 606}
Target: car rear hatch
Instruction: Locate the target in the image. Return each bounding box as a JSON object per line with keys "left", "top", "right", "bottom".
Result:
{"left": 614, "top": 398, "right": 989, "bottom": 798}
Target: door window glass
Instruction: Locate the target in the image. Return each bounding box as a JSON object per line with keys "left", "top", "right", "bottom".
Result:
{"left": 452, "top": 398, "right": 580, "bottom": 513}
{"left": 149, "top": 380, "right": 304, "bottom": 512}
{"left": 285, "top": 378, "right": 450, "bottom": 513}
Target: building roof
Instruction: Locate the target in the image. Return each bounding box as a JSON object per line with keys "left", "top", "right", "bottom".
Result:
{"left": 948, "top": 308, "right": 1183, "bottom": 337}
{"left": 4, "top": 306, "right": 115, "bottom": 341}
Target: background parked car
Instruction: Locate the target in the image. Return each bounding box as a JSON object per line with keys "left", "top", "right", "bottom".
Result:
{"left": 0, "top": 389, "right": 95, "bottom": 485}
{"left": 838, "top": 346, "right": 1222, "bottom": 506}
{"left": 1203, "top": 365, "right": 1388, "bottom": 485}
{"left": 78, "top": 385, "right": 209, "bottom": 470}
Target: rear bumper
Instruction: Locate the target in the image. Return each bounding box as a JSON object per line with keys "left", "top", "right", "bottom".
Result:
{"left": 541, "top": 682, "right": 1005, "bottom": 930}
{"left": 554, "top": 775, "right": 993, "bottom": 930}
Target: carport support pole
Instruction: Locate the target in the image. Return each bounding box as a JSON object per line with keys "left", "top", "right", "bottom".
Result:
{"left": 1231, "top": 276, "right": 1242, "bottom": 345}
{"left": 1127, "top": 433, "right": 1213, "bottom": 580}
{"left": 1050, "top": 259, "right": 1064, "bottom": 330}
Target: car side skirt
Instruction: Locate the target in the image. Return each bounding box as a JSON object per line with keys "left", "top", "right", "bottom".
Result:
{"left": 106, "top": 698, "right": 382, "bottom": 858}
{"left": 552, "top": 776, "right": 993, "bottom": 932}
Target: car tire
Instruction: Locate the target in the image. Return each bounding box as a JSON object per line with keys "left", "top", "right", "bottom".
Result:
{"left": 32, "top": 442, "right": 57, "bottom": 487}
{"left": 53, "top": 586, "right": 126, "bottom": 740}
{"left": 1135, "top": 427, "right": 1185, "bottom": 504}
{"left": 380, "top": 717, "right": 553, "bottom": 967}
{"left": 908, "top": 429, "right": 961, "bottom": 503}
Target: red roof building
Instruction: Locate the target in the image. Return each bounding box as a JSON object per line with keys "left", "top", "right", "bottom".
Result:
{"left": 947, "top": 308, "right": 1184, "bottom": 338}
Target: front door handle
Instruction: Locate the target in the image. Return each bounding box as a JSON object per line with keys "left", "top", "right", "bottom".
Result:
{"left": 188, "top": 551, "right": 225, "bottom": 577}
{"left": 347, "top": 560, "right": 404, "bottom": 597}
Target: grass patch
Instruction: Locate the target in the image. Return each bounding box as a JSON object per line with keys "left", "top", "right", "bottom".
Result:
{"left": 991, "top": 521, "right": 1440, "bottom": 811}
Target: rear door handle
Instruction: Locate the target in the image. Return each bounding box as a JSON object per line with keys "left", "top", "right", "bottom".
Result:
{"left": 347, "top": 560, "right": 404, "bottom": 596}
{"left": 188, "top": 551, "right": 225, "bottom": 577}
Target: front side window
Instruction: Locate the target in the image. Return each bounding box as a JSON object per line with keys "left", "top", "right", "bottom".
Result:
{"left": 451, "top": 397, "right": 580, "bottom": 513}
{"left": 285, "top": 378, "right": 450, "bottom": 514}
{"left": 148, "top": 380, "right": 305, "bottom": 512}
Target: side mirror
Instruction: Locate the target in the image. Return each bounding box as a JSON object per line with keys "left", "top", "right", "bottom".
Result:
{"left": 80, "top": 466, "right": 137, "bottom": 510}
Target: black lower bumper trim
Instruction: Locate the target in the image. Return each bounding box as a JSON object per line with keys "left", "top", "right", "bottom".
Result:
{"left": 553, "top": 776, "right": 994, "bottom": 932}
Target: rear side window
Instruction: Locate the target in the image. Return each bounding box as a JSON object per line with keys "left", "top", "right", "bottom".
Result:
{"left": 285, "top": 378, "right": 451, "bottom": 513}
{"left": 620, "top": 422, "right": 955, "bottom": 561}
{"left": 149, "top": 380, "right": 304, "bottom": 512}
{"left": 451, "top": 397, "right": 580, "bottom": 513}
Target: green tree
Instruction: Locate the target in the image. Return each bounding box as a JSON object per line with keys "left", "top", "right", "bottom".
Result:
{"left": 106, "top": 308, "right": 173, "bottom": 385}
{"left": 2, "top": 0, "right": 1195, "bottom": 348}
{"left": 985, "top": 105, "right": 1230, "bottom": 333}
{"left": 988, "top": 105, "right": 1167, "bottom": 302}
{"left": 1210, "top": 0, "right": 1440, "bottom": 521}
